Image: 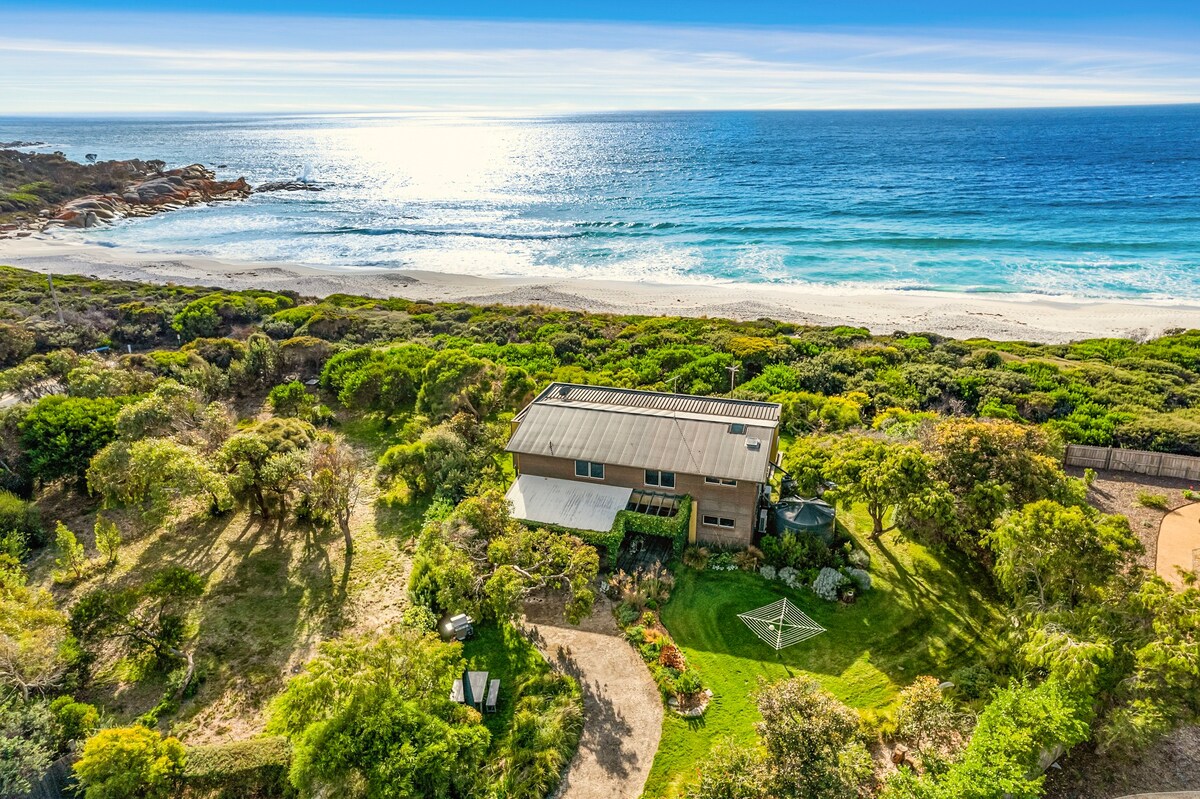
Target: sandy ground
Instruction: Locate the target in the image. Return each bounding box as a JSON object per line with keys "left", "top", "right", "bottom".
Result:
{"left": 1070, "top": 467, "right": 1194, "bottom": 570}
{"left": 5, "top": 236, "right": 1200, "bottom": 343}
{"left": 1044, "top": 725, "right": 1200, "bottom": 798}
{"left": 523, "top": 595, "right": 663, "bottom": 799}
{"left": 1157, "top": 503, "right": 1200, "bottom": 588}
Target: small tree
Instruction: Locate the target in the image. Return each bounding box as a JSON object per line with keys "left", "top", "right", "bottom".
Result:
{"left": 267, "top": 381, "right": 312, "bottom": 418}
{"left": 825, "top": 435, "right": 935, "bottom": 539}
{"left": 74, "top": 726, "right": 186, "bottom": 799}
{"left": 689, "top": 737, "right": 769, "bottom": 799}
{"left": 304, "top": 435, "right": 364, "bottom": 557}
{"left": 268, "top": 629, "right": 490, "bottom": 799}
{"left": 88, "top": 438, "right": 232, "bottom": 517}
{"left": 895, "top": 676, "right": 967, "bottom": 768}
{"left": 53, "top": 522, "right": 86, "bottom": 581}
{"left": 0, "top": 557, "right": 73, "bottom": 701}
{"left": 94, "top": 516, "right": 121, "bottom": 567}
{"left": 410, "top": 491, "right": 599, "bottom": 624}
{"left": 755, "top": 675, "right": 872, "bottom": 799}
{"left": 220, "top": 418, "right": 315, "bottom": 518}
{"left": 988, "top": 500, "right": 1140, "bottom": 610}
{"left": 70, "top": 567, "right": 204, "bottom": 684}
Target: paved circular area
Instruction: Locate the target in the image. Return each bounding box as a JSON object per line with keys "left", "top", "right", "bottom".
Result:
{"left": 1157, "top": 503, "right": 1200, "bottom": 588}
{"left": 523, "top": 596, "right": 663, "bottom": 799}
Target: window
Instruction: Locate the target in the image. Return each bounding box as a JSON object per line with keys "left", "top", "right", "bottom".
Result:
{"left": 704, "top": 476, "right": 737, "bottom": 486}
{"left": 728, "top": 422, "right": 746, "bottom": 434}
{"left": 644, "top": 469, "right": 676, "bottom": 489}
{"left": 575, "top": 460, "right": 604, "bottom": 479}
{"left": 702, "top": 515, "right": 736, "bottom": 529}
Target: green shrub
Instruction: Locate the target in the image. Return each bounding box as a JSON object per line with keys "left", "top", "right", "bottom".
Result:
{"left": 0, "top": 490, "right": 44, "bottom": 548}
{"left": 676, "top": 670, "right": 703, "bottom": 697}
{"left": 760, "top": 531, "right": 835, "bottom": 572}
{"left": 49, "top": 697, "right": 100, "bottom": 750}
{"left": 1137, "top": 492, "right": 1170, "bottom": 510}
{"left": 948, "top": 664, "right": 996, "bottom": 701}
{"left": 490, "top": 673, "right": 582, "bottom": 799}
{"left": 650, "top": 663, "right": 679, "bottom": 698}
{"left": 615, "top": 601, "right": 639, "bottom": 626}
{"left": 182, "top": 736, "right": 293, "bottom": 799}
{"left": 20, "top": 395, "right": 125, "bottom": 482}
{"left": 266, "top": 381, "right": 311, "bottom": 418}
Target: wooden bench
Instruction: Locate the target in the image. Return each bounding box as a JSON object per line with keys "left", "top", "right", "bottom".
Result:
{"left": 485, "top": 679, "right": 500, "bottom": 713}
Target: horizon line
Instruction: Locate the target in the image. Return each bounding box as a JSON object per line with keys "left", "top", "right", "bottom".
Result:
{"left": 4, "top": 101, "right": 1199, "bottom": 121}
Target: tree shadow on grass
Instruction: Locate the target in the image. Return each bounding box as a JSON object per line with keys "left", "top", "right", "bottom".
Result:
{"left": 373, "top": 493, "right": 431, "bottom": 544}
{"left": 172, "top": 512, "right": 348, "bottom": 731}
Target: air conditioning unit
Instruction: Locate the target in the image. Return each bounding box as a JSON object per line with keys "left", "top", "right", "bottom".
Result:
{"left": 745, "top": 437, "right": 761, "bottom": 450}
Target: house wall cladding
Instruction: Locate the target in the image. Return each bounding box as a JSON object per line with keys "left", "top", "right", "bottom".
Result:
{"left": 1064, "top": 444, "right": 1200, "bottom": 480}
{"left": 515, "top": 452, "right": 759, "bottom": 546}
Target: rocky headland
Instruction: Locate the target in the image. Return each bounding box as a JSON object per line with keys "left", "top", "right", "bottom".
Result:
{"left": 0, "top": 150, "right": 252, "bottom": 238}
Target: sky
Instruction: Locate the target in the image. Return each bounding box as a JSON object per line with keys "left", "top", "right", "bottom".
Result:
{"left": 2, "top": 1, "right": 1199, "bottom": 114}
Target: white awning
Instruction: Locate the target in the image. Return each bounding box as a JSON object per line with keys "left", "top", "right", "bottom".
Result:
{"left": 505, "top": 475, "right": 632, "bottom": 533}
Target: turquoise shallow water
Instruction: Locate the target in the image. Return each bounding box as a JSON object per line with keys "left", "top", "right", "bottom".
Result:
{"left": 2, "top": 106, "right": 1198, "bottom": 299}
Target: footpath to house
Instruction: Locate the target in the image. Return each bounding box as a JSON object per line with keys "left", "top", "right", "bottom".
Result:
{"left": 1157, "top": 503, "right": 1200, "bottom": 589}
{"left": 523, "top": 596, "right": 663, "bottom": 799}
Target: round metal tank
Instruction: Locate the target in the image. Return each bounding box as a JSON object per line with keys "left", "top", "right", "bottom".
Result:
{"left": 772, "top": 498, "right": 836, "bottom": 543}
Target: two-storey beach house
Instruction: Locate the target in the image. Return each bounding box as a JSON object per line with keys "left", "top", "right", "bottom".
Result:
{"left": 504, "top": 383, "right": 782, "bottom": 548}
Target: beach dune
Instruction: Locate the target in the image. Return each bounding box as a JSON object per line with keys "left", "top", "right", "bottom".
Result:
{"left": 3, "top": 236, "right": 1198, "bottom": 344}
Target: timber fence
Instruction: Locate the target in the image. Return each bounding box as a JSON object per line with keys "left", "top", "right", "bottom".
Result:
{"left": 1064, "top": 444, "right": 1200, "bottom": 481}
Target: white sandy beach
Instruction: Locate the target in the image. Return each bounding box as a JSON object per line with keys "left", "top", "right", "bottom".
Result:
{"left": 2, "top": 236, "right": 1199, "bottom": 344}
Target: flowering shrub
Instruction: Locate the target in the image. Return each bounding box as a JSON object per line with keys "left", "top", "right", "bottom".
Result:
{"left": 777, "top": 566, "right": 801, "bottom": 589}
{"left": 813, "top": 567, "right": 847, "bottom": 601}
{"left": 845, "top": 567, "right": 871, "bottom": 591}
{"left": 659, "top": 643, "right": 686, "bottom": 670}
{"left": 848, "top": 547, "right": 870, "bottom": 569}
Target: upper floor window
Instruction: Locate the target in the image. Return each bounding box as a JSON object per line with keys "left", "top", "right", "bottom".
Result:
{"left": 575, "top": 460, "right": 605, "bottom": 479}
{"left": 704, "top": 476, "right": 737, "bottom": 486}
{"left": 644, "top": 470, "right": 676, "bottom": 489}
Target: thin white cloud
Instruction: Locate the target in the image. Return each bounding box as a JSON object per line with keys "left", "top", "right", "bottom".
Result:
{"left": 1, "top": 12, "right": 1197, "bottom": 113}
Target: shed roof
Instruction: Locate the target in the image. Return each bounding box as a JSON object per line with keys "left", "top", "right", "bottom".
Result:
{"left": 505, "top": 475, "right": 632, "bottom": 532}
{"left": 507, "top": 383, "right": 779, "bottom": 483}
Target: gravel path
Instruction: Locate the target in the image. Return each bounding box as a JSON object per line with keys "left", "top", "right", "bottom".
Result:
{"left": 524, "top": 596, "right": 663, "bottom": 799}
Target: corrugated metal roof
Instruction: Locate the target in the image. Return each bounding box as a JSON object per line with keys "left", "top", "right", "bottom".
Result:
{"left": 523, "top": 383, "right": 781, "bottom": 424}
{"left": 505, "top": 475, "right": 632, "bottom": 532}
{"left": 507, "top": 401, "right": 775, "bottom": 483}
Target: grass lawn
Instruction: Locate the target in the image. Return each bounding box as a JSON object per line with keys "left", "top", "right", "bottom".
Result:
{"left": 463, "top": 622, "right": 551, "bottom": 742}
{"left": 642, "top": 506, "right": 1006, "bottom": 798}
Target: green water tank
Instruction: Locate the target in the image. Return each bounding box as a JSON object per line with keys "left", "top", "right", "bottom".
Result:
{"left": 771, "top": 498, "right": 837, "bottom": 544}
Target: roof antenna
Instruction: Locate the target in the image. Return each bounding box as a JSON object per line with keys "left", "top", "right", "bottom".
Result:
{"left": 666, "top": 375, "right": 681, "bottom": 394}
{"left": 726, "top": 364, "right": 740, "bottom": 396}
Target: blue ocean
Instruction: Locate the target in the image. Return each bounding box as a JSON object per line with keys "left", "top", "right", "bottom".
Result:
{"left": 2, "top": 106, "right": 1199, "bottom": 299}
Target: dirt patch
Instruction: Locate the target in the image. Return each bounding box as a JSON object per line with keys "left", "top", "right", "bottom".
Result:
{"left": 1044, "top": 725, "right": 1200, "bottom": 798}
{"left": 1070, "top": 467, "right": 1194, "bottom": 568}
{"left": 523, "top": 595, "right": 664, "bottom": 799}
